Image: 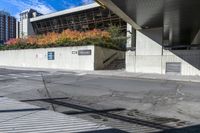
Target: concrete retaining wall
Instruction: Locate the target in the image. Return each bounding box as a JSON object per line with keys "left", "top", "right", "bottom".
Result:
{"left": 0, "top": 46, "right": 124, "bottom": 71}
{"left": 126, "top": 51, "right": 200, "bottom": 76}
{"left": 126, "top": 29, "right": 200, "bottom": 76}
{"left": 94, "top": 46, "right": 125, "bottom": 70}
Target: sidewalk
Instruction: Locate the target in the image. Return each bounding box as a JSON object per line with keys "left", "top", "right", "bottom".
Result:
{"left": 84, "top": 70, "right": 200, "bottom": 83}
{"left": 0, "top": 66, "right": 200, "bottom": 83}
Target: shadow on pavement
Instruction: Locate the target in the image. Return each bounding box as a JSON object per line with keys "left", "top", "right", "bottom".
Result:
{"left": 40, "top": 99, "right": 174, "bottom": 130}
{"left": 155, "top": 124, "right": 200, "bottom": 133}
{"left": 78, "top": 129, "right": 129, "bottom": 133}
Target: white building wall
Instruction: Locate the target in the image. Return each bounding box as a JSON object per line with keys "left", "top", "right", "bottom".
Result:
{"left": 126, "top": 23, "right": 133, "bottom": 48}
{"left": 20, "top": 19, "right": 33, "bottom": 37}
{"left": 162, "top": 50, "right": 200, "bottom": 75}
{"left": 135, "top": 28, "right": 163, "bottom": 74}
{"left": 126, "top": 51, "right": 136, "bottom": 72}
{"left": 0, "top": 46, "right": 95, "bottom": 70}
{"left": 126, "top": 28, "right": 200, "bottom": 76}
{"left": 136, "top": 29, "right": 162, "bottom": 56}
{"left": 0, "top": 46, "right": 124, "bottom": 71}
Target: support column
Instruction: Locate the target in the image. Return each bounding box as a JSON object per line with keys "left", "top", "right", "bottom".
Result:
{"left": 126, "top": 23, "right": 136, "bottom": 51}
{"left": 126, "top": 23, "right": 136, "bottom": 72}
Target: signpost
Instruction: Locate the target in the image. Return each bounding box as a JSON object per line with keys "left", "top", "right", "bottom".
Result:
{"left": 48, "top": 51, "right": 55, "bottom": 60}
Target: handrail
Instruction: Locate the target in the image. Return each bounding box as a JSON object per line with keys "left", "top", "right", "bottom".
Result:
{"left": 103, "top": 52, "right": 118, "bottom": 64}
{"left": 164, "top": 44, "right": 200, "bottom": 50}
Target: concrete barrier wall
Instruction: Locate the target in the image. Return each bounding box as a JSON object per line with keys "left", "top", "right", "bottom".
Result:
{"left": 126, "top": 51, "right": 136, "bottom": 72}
{"left": 0, "top": 46, "right": 124, "bottom": 71}
{"left": 162, "top": 50, "right": 200, "bottom": 75}
{"left": 126, "top": 30, "right": 200, "bottom": 76}
{"left": 126, "top": 51, "right": 200, "bottom": 76}
{"left": 0, "top": 46, "right": 95, "bottom": 70}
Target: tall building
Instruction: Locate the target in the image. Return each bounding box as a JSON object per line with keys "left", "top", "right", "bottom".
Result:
{"left": 19, "top": 9, "right": 42, "bottom": 38}
{"left": 0, "top": 11, "right": 16, "bottom": 43}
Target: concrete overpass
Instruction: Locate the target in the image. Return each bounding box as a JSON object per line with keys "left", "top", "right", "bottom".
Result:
{"left": 97, "top": 0, "right": 200, "bottom": 76}
{"left": 97, "top": 0, "right": 200, "bottom": 46}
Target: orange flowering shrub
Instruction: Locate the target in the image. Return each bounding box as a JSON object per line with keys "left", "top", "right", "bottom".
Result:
{"left": 26, "top": 36, "right": 38, "bottom": 45}
{"left": 2, "top": 28, "right": 125, "bottom": 51}
{"left": 6, "top": 38, "right": 21, "bottom": 46}
{"left": 12, "top": 29, "right": 110, "bottom": 46}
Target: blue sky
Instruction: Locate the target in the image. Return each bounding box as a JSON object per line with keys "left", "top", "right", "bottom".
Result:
{"left": 0, "top": 0, "right": 94, "bottom": 19}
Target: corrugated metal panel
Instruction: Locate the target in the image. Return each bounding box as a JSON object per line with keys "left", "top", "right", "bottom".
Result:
{"left": 0, "top": 97, "right": 110, "bottom": 133}
{"left": 166, "top": 62, "right": 181, "bottom": 74}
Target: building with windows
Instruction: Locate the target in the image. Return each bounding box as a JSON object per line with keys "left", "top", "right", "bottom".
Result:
{"left": 19, "top": 9, "right": 42, "bottom": 38}
{"left": 19, "top": 3, "right": 126, "bottom": 36}
{"left": 0, "top": 11, "right": 16, "bottom": 43}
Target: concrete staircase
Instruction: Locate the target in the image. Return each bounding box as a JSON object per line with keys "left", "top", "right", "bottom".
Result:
{"left": 104, "top": 59, "right": 125, "bottom": 70}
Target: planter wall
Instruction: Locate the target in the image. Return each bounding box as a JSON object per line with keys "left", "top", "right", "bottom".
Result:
{"left": 0, "top": 45, "right": 124, "bottom": 71}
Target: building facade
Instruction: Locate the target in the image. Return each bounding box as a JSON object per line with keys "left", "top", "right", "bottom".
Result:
{"left": 98, "top": 0, "right": 200, "bottom": 76}
{"left": 19, "top": 9, "right": 42, "bottom": 38}
{"left": 0, "top": 11, "right": 16, "bottom": 43}
{"left": 19, "top": 3, "right": 126, "bottom": 37}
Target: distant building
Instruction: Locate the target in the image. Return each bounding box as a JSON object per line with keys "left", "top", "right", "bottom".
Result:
{"left": 0, "top": 11, "right": 16, "bottom": 43}
{"left": 19, "top": 3, "right": 126, "bottom": 36}
{"left": 16, "top": 21, "right": 20, "bottom": 38}
{"left": 19, "top": 9, "right": 42, "bottom": 38}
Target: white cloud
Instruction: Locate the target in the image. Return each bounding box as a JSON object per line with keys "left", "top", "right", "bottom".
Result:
{"left": 1, "top": 0, "right": 94, "bottom": 20}
{"left": 82, "top": 0, "right": 94, "bottom": 5}
{"left": 2, "top": 0, "right": 56, "bottom": 20}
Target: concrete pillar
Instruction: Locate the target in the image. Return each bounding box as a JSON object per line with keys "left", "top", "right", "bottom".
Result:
{"left": 126, "top": 23, "right": 136, "bottom": 72}
{"left": 126, "top": 23, "right": 136, "bottom": 50}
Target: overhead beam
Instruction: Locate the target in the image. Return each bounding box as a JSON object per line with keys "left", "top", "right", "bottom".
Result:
{"left": 96, "top": 0, "right": 142, "bottom": 30}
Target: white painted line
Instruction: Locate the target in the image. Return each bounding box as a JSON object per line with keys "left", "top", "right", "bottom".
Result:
{"left": 7, "top": 74, "right": 18, "bottom": 76}
{"left": 22, "top": 76, "right": 31, "bottom": 78}
{"left": 33, "top": 75, "right": 41, "bottom": 77}
{"left": 11, "top": 77, "right": 18, "bottom": 79}
{"left": 75, "top": 73, "right": 86, "bottom": 76}
{"left": 20, "top": 73, "right": 39, "bottom": 78}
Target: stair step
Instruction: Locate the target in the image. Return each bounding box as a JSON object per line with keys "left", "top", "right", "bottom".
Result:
{"left": 104, "top": 59, "right": 125, "bottom": 70}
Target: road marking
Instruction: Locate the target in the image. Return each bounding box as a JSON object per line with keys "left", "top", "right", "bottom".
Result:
{"left": 23, "top": 75, "right": 31, "bottom": 78}
{"left": 8, "top": 74, "right": 18, "bottom": 76}
{"left": 34, "top": 75, "right": 41, "bottom": 77}
{"left": 11, "top": 77, "right": 18, "bottom": 79}
{"left": 75, "top": 73, "right": 86, "bottom": 76}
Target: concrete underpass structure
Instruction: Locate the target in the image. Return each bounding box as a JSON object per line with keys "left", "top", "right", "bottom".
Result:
{"left": 98, "top": 0, "right": 200, "bottom": 76}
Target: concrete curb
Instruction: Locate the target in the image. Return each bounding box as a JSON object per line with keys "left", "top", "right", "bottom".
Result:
{"left": 84, "top": 71, "right": 200, "bottom": 83}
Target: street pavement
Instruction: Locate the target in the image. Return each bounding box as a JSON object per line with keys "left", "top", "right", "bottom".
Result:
{"left": 0, "top": 68, "right": 200, "bottom": 132}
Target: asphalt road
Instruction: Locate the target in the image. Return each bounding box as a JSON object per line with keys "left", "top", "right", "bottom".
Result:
{"left": 0, "top": 68, "right": 200, "bottom": 133}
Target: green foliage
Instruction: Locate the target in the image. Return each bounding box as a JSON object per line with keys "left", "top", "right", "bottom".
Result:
{"left": 2, "top": 27, "right": 127, "bottom": 51}
{"left": 107, "top": 26, "right": 127, "bottom": 50}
